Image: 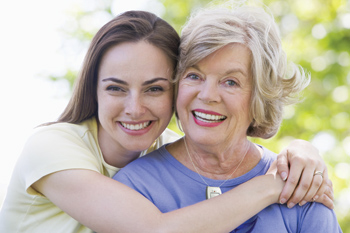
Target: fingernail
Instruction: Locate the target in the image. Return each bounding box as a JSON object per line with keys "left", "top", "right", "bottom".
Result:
{"left": 299, "top": 200, "right": 306, "bottom": 206}
{"left": 313, "top": 195, "right": 319, "bottom": 201}
{"left": 288, "top": 202, "right": 295, "bottom": 208}
{"left": 281, "top": 172, "right": 287, "bottom": 181}
{"left": 280, "top": 198, "right": 286, "bottom": 204}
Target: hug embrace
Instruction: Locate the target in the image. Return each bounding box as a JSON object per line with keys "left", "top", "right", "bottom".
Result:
{"left": 0, "top": 2, "right": 341, "bottom": 233}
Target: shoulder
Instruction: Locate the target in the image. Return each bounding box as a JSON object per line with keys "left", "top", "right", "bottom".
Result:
{"left": 24, "top": 118, "right": 98, "bottom": 152}
{"left": 22, "top": 118, "right": 100, "bottom": 159}
{"left": 17, "top": 118, "right": 102, "bottom": 192}
{"left": 255, "top": 202, "right": 341, "bottom": 232}
{"left": 279, "top": 202, "right": 341, "bottom": 232}
{"left": 260, "top": 145, "right": 277, "bottom": 160}
{"left": 32, "top": 118, "right": 96, "bottom": 140}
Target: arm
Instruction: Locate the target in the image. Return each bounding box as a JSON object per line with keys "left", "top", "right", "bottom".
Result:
{"left": 33, "top": 168, "right": 284, "bottom": 233}
{"left": 276, "top": 139, "right": 334, "bottom": 209}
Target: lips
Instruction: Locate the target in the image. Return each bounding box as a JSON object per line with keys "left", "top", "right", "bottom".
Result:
{"left": 120, "top": 121, "right": 152, "bottom": 131}
{"left": 192, "top": 110, "right": 227, "bottom": 123}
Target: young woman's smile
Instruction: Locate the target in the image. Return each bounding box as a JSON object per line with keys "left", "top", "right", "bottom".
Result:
{"left": 97, "top": 41, "right": 174, "bottom": 161}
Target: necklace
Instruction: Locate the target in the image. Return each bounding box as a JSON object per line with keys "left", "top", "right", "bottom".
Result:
{"left": 183, "top": 137, "right": 250, "bottom": 199}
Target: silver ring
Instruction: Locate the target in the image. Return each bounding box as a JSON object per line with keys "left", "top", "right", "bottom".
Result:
{"left": 314, "top": 171, "right": 323, "bottom": 178}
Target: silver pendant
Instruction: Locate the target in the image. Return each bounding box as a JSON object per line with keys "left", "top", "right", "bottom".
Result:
{"left": 206, "top": 186, "right": 222, "bottom": 199}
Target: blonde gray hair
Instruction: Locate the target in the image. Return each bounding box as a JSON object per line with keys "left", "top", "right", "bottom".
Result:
{"left": 176, "top": 5, "right": 310, "bottom": 138}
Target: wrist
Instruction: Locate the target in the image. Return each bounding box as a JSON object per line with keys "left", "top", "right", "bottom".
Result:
{"left": 257, "top": 174, "right": 284, "bottom": 204}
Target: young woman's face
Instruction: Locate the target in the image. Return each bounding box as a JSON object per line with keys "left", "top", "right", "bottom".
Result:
{"left": 97, "top": 41, "right": 174, "bottom": 158}
{"left": 176, "top": 43, "right": 253, "bottom": 148}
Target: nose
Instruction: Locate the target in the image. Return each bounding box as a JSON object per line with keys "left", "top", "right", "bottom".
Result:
{"left": 124, "top": 92, "right": 146, "bottom": 118}
{"left": 197, "top": 79, "right": 221, "bottom": 103}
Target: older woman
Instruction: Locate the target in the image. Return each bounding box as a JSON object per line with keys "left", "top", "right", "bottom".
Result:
{"left": 114, "top": 6, "right": 341, "bottom": 232}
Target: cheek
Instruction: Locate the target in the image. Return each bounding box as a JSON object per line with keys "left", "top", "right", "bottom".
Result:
{"left": 145, "top": 92, "right": 173, "bottom": 119}
{"left": 175, "top": 97, "right": 188, "bottom": 124}
{"left": 97, "top": 95, "right": 122, "bottom": 120}
{"left": 97, "top": 100, "right": 110, "bottom": 122}
{"left": 176, "top": 85, "right": 192, "bottom": 113}
{"left": 96, "top": 91, "right": 105, "bottom": 119}
{"left": 232, "top": 96, "right": 252, "bottom": 124}
{"left": 159, "top": 93, "right": 174, "bottom": 118}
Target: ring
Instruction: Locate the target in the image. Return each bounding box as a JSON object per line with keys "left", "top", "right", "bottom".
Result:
{"left": 314, "top": 171, "right": 323, "bottom": 178}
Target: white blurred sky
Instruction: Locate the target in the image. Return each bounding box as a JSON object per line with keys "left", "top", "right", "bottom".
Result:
{"left": 0, "top": 0, "right": 164, "bottom": 201}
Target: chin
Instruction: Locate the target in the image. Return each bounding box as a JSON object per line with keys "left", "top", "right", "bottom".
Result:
{"left": 127, "top": 141, "right": 153, "bottom": 152}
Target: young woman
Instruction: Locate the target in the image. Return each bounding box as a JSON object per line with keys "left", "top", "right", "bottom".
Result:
{"left": 0, "top": 10, "right": 333, "bottom": 233}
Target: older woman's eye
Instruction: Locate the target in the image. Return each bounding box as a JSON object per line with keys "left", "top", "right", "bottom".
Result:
{"left": 225, "top": 80, "right": 237, "bottom": 87}
{"left": 186, "top": 73, "right": 200, "bottom": 80}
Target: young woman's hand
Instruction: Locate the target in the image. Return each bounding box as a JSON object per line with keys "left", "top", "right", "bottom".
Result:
{"left": 276, "top": 139, "right": 334, "bottom": 209}
{"left": 265, "top": 160, "right": 286, "bottom": 203}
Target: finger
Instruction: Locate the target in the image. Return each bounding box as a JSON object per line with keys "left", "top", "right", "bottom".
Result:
{"left": 279, "top": 158, "right": 304, "bottom": 206}
{"left": 315, "top": 192, "right": 334, "bottom": 209}
{"left": 276, "top": 149, "right": 289, "bottom": 181}
{"left": 324, "top": 185, "right": 334, "bottom": 205}
{"left": 298, "top": 167, "right": 325, "bottom": 205}
{"left": 320, "top": 168, "right": 334, "bottom": 202}
{"left": 314, "top": 177, "right": 334, "bottom": 204}
{"left": 286, "top": 163, "right": 317, "bottom": 208}
{"left": 311, "top": 170, "right": 326, "bottom": 202}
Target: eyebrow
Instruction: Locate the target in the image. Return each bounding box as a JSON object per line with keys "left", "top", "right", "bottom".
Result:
{"left": 142, "top": 77, "right": 170, "bottom": 86}
{"left": 102, "top": 77, "right": 127, "bottom": 85}
{"left": 191, "top": 64, "right": 248, "bottom": 77}
{"left": 101, "top": 77, "right": 170, "bottom": 86}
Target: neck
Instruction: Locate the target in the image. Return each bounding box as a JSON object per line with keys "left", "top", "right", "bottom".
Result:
{"left": 169, "top": 136, "right": 262, "bottom": 180}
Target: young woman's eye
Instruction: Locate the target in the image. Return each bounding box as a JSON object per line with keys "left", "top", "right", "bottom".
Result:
{"left": 106, "top": 86, "right": 124, "bottom": 92}
{"left": 147, "top": 86, "right": 164, "bottom": 92}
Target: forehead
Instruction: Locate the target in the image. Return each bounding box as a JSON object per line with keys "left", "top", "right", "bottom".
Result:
{"left": 101, "top": 41, "right": 171, "bottom": 67}
{"left": 196, "top": 43, "right": 252, "bottom": 76}
{"left": 98, "top": 41, "right": 173, "bottom": 82}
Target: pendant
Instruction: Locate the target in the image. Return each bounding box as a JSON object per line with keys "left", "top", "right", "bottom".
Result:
{"left": 206, "top": 186, "right": 222, "bottom": 199}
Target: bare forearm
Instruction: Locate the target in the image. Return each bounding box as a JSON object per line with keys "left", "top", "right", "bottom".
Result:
{"left": 157, "top": 174, "right": 282, "bottom": 233}
{"left": 36, "top": 170, "right": 282, "bottom": 233}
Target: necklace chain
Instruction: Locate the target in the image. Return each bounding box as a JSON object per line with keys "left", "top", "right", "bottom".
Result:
{"left": 183, "top": 137, "right": 250, "bottom": 188}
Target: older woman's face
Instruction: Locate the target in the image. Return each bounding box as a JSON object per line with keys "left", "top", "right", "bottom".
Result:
{"left": 177, "top": 43, "right": 253, "bottom": 147}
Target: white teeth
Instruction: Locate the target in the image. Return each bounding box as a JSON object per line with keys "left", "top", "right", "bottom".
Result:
{"left": 121, "top": 121, "right": 151, "bottom": 131}
{"left": 193, "top": 111, "right": 226, "bottom": 122}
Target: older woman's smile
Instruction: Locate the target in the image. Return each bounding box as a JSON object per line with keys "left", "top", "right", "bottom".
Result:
{"left": 192, "top": 109, "right": 227, "bottom": 127}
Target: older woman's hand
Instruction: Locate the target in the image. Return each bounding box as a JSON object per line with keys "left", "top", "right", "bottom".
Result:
{"left": 276, "top": 139, "right": 334, "bottom": 209}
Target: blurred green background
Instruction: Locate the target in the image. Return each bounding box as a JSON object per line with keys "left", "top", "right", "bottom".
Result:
{"left": 52, "top": 0, "right": 350, "bottom": 231}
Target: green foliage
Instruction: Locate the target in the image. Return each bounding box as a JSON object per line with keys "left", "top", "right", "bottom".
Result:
{"left": 56, "top": 0, "right": 350, "bottom": 231}
{"left": 166, "top": 1, "right": 350, "bottom": 231}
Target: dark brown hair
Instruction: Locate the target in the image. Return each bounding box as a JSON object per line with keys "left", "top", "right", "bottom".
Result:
{"left": 58, "top": 11, "right": 180, "bottom": 124}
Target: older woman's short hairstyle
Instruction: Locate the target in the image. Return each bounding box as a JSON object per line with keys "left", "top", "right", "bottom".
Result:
{"left": 176, "top": 5, "right": 310, "bottom": 139}
{"left": 58, "top": 11, "right": 180, "bottom": 124}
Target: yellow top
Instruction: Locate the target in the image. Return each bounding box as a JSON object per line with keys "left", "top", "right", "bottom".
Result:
{"left": 0, "top": 117, "right": 179, "bottom": 233}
